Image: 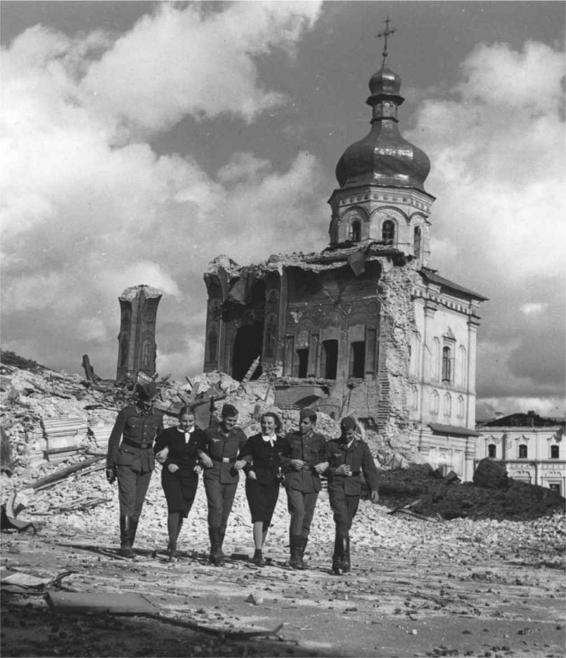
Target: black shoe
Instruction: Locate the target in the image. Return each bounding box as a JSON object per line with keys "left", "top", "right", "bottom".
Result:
{"left": 252, "top": 549, "right": 265, "bottom": 567}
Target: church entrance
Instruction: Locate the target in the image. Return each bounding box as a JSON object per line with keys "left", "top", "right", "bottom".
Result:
{"left": 232, "top": 323, "right": 264, "bottom": 381}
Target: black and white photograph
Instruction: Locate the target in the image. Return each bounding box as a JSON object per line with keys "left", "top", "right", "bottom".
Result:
{"left": 1, "top": 1, "right": 564, "bottom": 657}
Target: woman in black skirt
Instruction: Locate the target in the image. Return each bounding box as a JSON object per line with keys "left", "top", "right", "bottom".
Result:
{"left": 239, "top": 411, "right": 287, "bottom": 566}
{"left": 154, "top": 406, "right": 206, "bottom": 558}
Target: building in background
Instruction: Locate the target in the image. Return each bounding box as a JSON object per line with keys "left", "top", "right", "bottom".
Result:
{"left": 116, "top": 284, "right": 162, "bottom": 383}
{"left": 203, "top": 55, "right": 486, "bottom": 480}
{"left": 476, "top": 412, "right": 565, "bottom": 494}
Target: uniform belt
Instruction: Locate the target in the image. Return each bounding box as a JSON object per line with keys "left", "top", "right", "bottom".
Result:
{"left": 214, "top": 457, "right": 237, "bottom": 464}
{"left": 122, "top": 438, "right": 153, "bottom": 450}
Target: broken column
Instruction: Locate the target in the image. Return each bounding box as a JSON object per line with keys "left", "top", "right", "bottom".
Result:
{"left": 116, "top": 285, "right": 163, "bottom": 383}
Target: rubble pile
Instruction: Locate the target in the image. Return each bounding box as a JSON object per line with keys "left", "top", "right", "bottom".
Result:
{"left": 0, "top": 359, "right": 564, "bottom": 536}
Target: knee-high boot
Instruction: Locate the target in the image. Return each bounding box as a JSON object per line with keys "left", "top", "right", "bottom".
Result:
{"left": 332, "top": 530, "right": 344, "bottom": 575}
{"left": 342, "top": 534, "right": 351, "bottom": 573}
{"left": 119, "top": 516, "right": 134, "bottom": 557}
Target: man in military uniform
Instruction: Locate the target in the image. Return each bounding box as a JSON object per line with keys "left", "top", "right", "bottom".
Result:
{"left": 199, "top": 403, "right": 248, "bottom": 565}
{"left": 325, "top": 416, "right": 379, "bottom": 574}
{"left": 281, "top": 408, "right": 328, "bottom": 569}
{"left": 106, "top": 382, "right": 163, "bottom": 556}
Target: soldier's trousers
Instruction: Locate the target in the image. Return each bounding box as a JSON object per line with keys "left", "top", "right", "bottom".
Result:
{"left": 328, "top": 486, "right": 360, "bottom": 534}
{"left": 204, "top": 478, "right": 238, "bottom": 537}
{"left": 285, "top": 488, "right": 318, "bottom": 538}
{"left": 117, "top": 466, "right": 152, "bottom": 519}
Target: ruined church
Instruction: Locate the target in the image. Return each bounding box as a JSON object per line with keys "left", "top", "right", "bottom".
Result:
{"left": 202, "top": 48, "right": 486, "bottom": 480}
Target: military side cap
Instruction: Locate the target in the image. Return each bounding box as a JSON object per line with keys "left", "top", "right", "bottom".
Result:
{"left": 221, "top": 403, "right": 238, "bottom": 417}
{"left": 299, "top": 408, "right": 317, "bottom": 422}
{"left": 340, "top": 416, "right": 357, "bottom": 431}
{"left": 135, "top": 382, "right": 157, "bottom": 402}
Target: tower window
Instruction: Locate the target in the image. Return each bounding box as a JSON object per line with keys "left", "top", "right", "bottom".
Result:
{"left": 349, "top": 341, "right": 365, "bottom": 378}
{"left": 551, "top": 445, "right": 559, "bottom": 459}
{"left": 518, "top": 444, "right": 528, "bottom": 459}
{"left": 207, "top": 329, "right": 218, "bottom": 362}
{"left": 414, "top": 226, "right": 422, "bottom": 258}
{"left": 297, "top": 348, "right": 309, "bottom": 378}
{"left": 349, "top": 220, "right": 361, "bottom": 242}
{"left": 488, "top": 444, "right": 496, "bottom": 458}
{"left": 382, "top": 220, "right": 395, "bottom": 245}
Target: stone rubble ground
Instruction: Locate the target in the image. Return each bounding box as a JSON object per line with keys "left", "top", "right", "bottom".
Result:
{"left": 1, "top": 357, "right": 565, "bottom": 657}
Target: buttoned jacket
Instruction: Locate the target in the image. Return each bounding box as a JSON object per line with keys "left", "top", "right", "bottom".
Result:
{"left": 107, "top": 405, "right": 163, "bottom": 473}
{"left": 281, "top": 431, "right": 327, "bottom": 493}
{"left": 202, "top": 424, "right": 248, "bottom": 484}
{"left": 326, "top": 436, "right": 380, "bottom": 496}
{"left": 239, "top": 434, "right": 286, "bottom": 486}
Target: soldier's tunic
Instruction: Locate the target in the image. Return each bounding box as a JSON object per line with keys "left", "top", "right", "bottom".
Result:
{"left": 281, "top": 430, "right": 327, "bottom": 540}
{"left": 201, "top": 424, "right": 248, "bottom": 540}
{"left": 107, "top": 404, "right": 163, "bottom": 519}
{"left": 325, "top": 436, "right": 379, "bottom": 533}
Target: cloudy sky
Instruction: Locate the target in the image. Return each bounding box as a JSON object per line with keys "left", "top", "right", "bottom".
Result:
{"left": 1, "top": 1, "right": 564, "bottom": 419}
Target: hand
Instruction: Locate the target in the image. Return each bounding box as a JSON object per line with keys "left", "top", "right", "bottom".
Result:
{"left": 335, "top": 464, "right": 352, "bottom": 476}
{"left": 248, "top": 470, "right": 257, "bottom": 480}
{"left": 290, "top": 459, "right": 304, "bottom": 470}
{"left": 371, "top": 490, "right": 379, "bottom": 504}
{"left": 155, "top": 447, "right": 169, "bottom": 464}
{"left": 234, "top": 460, "right": 247, "bottom": 471}
{"left": 168, "top": 463, "right": 180, "bottom": 473}
{"left": 200, "top": 454, "right": 213, "bottom": 468}
{"left": 106, "top": 467, "right": 116, "bottom": 484}
{"left": 314, "top": 461, "right": 329, "bottom": 474}
{"left": 194, "top": 465, "right": 203, "bottom": 474}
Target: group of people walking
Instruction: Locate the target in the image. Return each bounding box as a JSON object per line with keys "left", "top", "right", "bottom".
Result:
{"left": 106, "top": 382, "right": 380, "bottom": 574}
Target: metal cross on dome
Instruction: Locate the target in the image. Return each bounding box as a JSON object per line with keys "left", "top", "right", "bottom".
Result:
{"left": 376, "top": 16, "right": 396, "bottom": 68}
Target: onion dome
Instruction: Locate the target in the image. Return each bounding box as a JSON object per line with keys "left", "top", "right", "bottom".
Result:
{"left": 335, "top": 66, "right": 430, "bottom": 192}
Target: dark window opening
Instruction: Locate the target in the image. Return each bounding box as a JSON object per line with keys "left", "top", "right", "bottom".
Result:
{"left": 264, "top": 317, "right": 276, "bottom": 358}
{"left": 322, "top": 339, "right": 338, "bottom": 379}
{"left": 382, "top": 220, "right": 395, "bottom": 245}
{"left": 518, "top": 444, "right": 528, "bottom": 459}
{"left": 551, "top": 445, "right": 560, "bottom": 459}
{"left": 442, "top": 346, "right": 453, "bottom": 383}
{"left": 232, "top": 323, "right": 263, "bottom": 381}
{"left": 414, "top": 226, "right": 422, "bottom": 258}
{"left": 488, "top": 444, "right": 496, "bottom": 458}
{"left": 350, "top": 220, "right": 361, "bottom": 242}
{"left": 297, "top": 348, "right": 309, "bottom": 378}
{"left": 549, "top": 483, "right": 561, "bottom": 493}
{"left": 350, "top": 341, "right": 365, "bottom": 378}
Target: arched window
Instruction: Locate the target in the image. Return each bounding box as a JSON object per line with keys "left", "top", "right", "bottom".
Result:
{"left": 141, "top": 340, "right": 152, "bottom": 369}
{"left": 551, "top": 445, "right": 560, "bottom": 459}
{"left": 488, "top": 444, "right": 497, "bottom": 458}
{"left": 413, "top": 226, "right": 422, "bottom": 258}
{"left": 443, "top": 392, "right": 452, "bottom": 418}
{"left": 518, "top": 444, "right": 528, "bottom": 459}
{"left": 442, "top": 346, "right": 453, "bottom": 383}
{"left": 382, "top": 220, "right": 395, "bottom": 245}
{"left": 409, "top": 334, "right": 420, "bottom": 377}
{"left": 457, "top": 395, "right": 465, "bottom": 418}
{"left": 349, "top": 220, "right": 361, "bottom": 242}
{"left": 430, "top": 389, "right": 439, "bottom": 414}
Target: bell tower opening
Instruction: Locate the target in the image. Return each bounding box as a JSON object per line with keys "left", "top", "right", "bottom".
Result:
{"left": 232, "top": 323, "right": 263, "bottom": 381}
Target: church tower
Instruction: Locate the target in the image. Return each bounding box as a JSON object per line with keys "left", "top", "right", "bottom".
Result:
{"left": 328, "top": 25, "right": 433, "bottom": 267}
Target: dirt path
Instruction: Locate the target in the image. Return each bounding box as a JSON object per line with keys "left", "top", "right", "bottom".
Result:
{"left": 2, "top": 504, "right": 565, "bottom": 658}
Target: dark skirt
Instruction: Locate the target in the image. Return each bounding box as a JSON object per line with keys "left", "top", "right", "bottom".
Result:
{"left": 161, "top": 469, "right": 198, "bottom": 517}
{"left": 245, "top": 478, "right": 280, "bottom": 524}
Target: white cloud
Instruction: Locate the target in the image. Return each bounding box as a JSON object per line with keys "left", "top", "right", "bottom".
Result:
{"left": 520, "top": 302, "right": 546, "bottom": 315}
{"left": 82, "top": 2, "right": 322, "bottom": 133}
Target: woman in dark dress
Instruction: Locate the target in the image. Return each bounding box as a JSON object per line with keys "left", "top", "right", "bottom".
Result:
{"left": 154, "top": 406, "right": 206, "bottom": 558}
{"left": 239, "top": 412, "right": 287, "bottom": 566}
